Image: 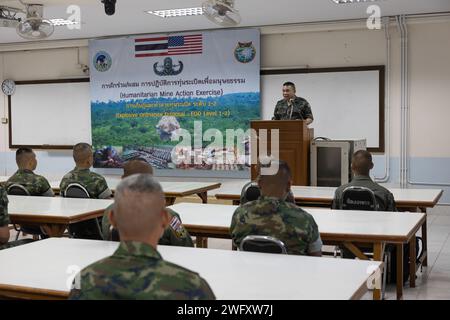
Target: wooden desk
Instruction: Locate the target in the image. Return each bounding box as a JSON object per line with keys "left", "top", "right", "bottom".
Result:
{"left": 216, "top": 185, "right": 443, "bottom": 209}
{"left": 50, "top": 179, "right": 221, "bottom": 205}
{"left": 216, "top": 185, "right": 442, "bottom": 268}
{"left": 8, "top": 196, "right": 113, "bottom": 237}
{"left": 170, "top": 203, "right": 426, "bottom": 300}
{"left": 0, "top": 238, "right": 381, "bottom": 300}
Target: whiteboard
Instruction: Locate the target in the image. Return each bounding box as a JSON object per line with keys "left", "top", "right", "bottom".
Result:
{"left": 261, "top": 67, "right": 384, "bottom": 151}
{"left": 8, "top": 68, "right": 384, "bottom": 150}
{"left": 9, "top": 79, "right": 91, "bottom": 148}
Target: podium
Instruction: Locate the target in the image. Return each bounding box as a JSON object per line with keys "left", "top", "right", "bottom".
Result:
{"left": 250, "top": 120, "right": 313, "bottom": 186}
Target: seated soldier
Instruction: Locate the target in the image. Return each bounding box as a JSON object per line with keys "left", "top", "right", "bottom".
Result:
{"left": 231, "top": 160, "right": 322, "bottom": 256}
{"left": 0, "top": 186, "right": 10, "bottom": 246}
{"left": 60, "top": 143, "right": 112, "bottom": 199}
{"left": 102, "top": 160, "right": 193, "bottom": 247}
{"left": 331, "top": 150, "right": 396, "bottom": 211}
{"left": 5, "top": 148, "right": 54, "bottom": 197}
{"left": 0, "top": 185, "right": 35, "bottom": 250}
{"left": 240, "top": 181, "right": 296, "bottom": 205}
{"left": 69, "top": 174, "right": 215, "bottom": 300}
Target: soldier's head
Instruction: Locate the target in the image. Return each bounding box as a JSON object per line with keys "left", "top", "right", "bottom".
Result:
{"left": 122, "top": 159, "right": 153, "bottom": 179}
{"left": 351, "top": 150, "right": 374, "bottom": 176}
{"left": 282, "top": 82, "right": 296, "bottom": 100}
{"left": 257, "top": 159, "right": 292, "bottom": 199}
{"left": 73, "top": 143, "right": 93, "bottom": 169}
{"left": 16, "top": 148, "right": 37, "bottom": 171}
{"left": 110, "top": 174, "right": 169, "bottom": 246}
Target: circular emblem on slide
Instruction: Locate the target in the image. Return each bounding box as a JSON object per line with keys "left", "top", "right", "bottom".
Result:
{"left": 234, "top": 41, "right": 256, "bottom": 63}
{"left": 93, "top": 51, "right": 112, "bottom": 72}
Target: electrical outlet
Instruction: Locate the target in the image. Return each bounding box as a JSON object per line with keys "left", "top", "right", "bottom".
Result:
{"left": 1, "top": 118, "right": 8, "bottom": 124}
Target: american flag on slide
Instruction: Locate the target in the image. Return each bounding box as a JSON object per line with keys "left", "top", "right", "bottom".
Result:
{"left": 135, "top": 34, "right": 203, "bottom": 58}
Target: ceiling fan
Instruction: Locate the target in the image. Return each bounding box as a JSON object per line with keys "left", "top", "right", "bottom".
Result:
{"left": 16, "top": 3, "right": 54, "bottom": 40}
{"left": 0, "top": 1, "right": 54, "bottom": 40}
{"left": 202, "top": 0, "right": 241, "bottom": 27}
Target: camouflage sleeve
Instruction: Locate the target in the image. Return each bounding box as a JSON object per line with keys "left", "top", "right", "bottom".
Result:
{"left": 59, "top": 176, "right": 69, "bottom": 195}
{"left": 301, "top": 100, "right": 314, "bottom": 120}
{"left": 272, "top": 101, "right": 282, "bottom": 120}
{"left": 196, "top": 277, "right": 216, "bottom": 300}
{"left": 36, "top": 176, "right": 54, "bottom": 197}
{"left": 96, "top": 177, "right": 112, "bottom": 199}
{"left": 101, "top": 205, "right": 113, "bottom": 240}
{"left": 0, "top": 188, "right": 10, "bottom": 227}
{"left": 159, "top": 209, "right": 194, "bottom": 247}
{"left": 307, "top": 217, "right": 322, "bottom": 254}
{"left": 230, "top": 207, "right": 245, "bottom": 249}
{"left": 386, "top": 191, "right": 397, "bottom": 212}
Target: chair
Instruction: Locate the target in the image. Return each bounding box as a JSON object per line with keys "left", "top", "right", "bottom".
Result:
{"left": 63, "top": 183, "right": 103, "bottom": 240}
{"left": 240, "top": 235, "right": 287, "bottom": 254}
{"left": 338, "top": 186, "right": 389, "bottom": 299}
{"left": 7, "top": 184, "right": 30, "bottom": 196}
{"left": 340, "top": 186, "right": 379, "bottom": 211}
{"left": 7, "top": 184, "right": 44, "bottom": 241}
{"left": 64, "top": 183, "right": 91, "bottom": 198}
{"left": 240, "top": 181, "right": 261, "bottom": 205}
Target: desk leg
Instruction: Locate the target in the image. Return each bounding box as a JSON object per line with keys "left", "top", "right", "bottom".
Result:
{"left": 396, "top": 243, "right": 404, "bottom": 300}
{"left": 41, "top": 224, "right": 67, "bottom": 237}
{"left": 196, "top": 237, "right": 208, "bottom": 248}
{"left": 373, "top": 243, "right": 383, "bottom": 301}
{"left": 409, "top": 236, "right": 416, "bottom": 288}
{"left": 165, "top": 197, "right": 176, "bottom": 206}
{"left": 420, "top": 208, "right": 428, "bottom": 267}
{"left": 197, "top": 192, "right": 208, "bottom": 204}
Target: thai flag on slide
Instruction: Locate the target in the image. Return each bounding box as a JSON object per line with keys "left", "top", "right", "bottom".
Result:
{"left": 135, "top": 34, "right": 203, "bottom": 58}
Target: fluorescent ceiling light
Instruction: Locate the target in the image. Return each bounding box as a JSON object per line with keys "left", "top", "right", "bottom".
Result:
{"left": 49, "top": 18, "right": 79, "bottom": 26}
{"left": 332, "top": 0, "right": 379, "bottom": 4}
{"left": 146, "top": 7, "right": 204, "bottom": 18}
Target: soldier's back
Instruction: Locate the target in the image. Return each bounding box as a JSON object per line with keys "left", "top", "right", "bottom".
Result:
{"left": 231, "top": 197, "right": 320, "bottom": 255}
{"left": 60, "top": 168, "right": 110, "bottom": 199}
{"left": 70, "top": 241, "right": 214, "bottom": 300}
{"left": 333, "top": 176, "right": 396, "bottom": 211}
{"left": 6, "top": 170, "right": 52, "bottom": 196}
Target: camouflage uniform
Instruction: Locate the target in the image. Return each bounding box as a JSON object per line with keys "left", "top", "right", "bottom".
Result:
{"left": 0, "top": 186, "right": 10, "bottom": 230}
{"left": 231, "top": 196, "right": 322, "bottom": 255}
{"left": 5, "top": 169, "right": 54, "bottom": 197}
{"left": 102, "top": 204, "right": 194, "bottom": 247}
{"left": 331, "top": 175, "right": 396, "bottom": 211}
{"left": 60, "top": 168, "right": 112, "bottom": 199}
{"left": 0, "top": 186, "right": 34, "bottom": 250}
{"left": 273, "top": 96, "right": 314, "bottom": 121}
{"left": 68, "top": 241, "right": 215, "bottom": 300}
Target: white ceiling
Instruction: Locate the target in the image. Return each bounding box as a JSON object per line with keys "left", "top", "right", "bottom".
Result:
{"left": 0, "top": 0, "right": 449, "bottom": 44}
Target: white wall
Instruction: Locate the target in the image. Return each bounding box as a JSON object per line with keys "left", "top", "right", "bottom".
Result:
{"left": 1, "top": 17, "right": 449, "bottom": 199}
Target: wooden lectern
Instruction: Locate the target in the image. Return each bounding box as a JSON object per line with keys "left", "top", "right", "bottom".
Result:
{"left": 250, "top": 120, "right": 313, "bottom": 186}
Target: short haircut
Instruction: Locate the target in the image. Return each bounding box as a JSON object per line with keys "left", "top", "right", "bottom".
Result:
{"left": 16, "top": 148, "right": 34, "bottom": 167}
{"left": 283, "top": 82, "right": 296, "bottom": 91}
{"left": 114, "top": 174, "right": 164, "bottom": 237}
{"left": 73, "top": 143, "right": 92, "bottom": 164}
{"left": 123, "top": 160, "right": 154, "bottom": 178}
{"left": 259, "top": 159, "right": 292, "bottom": 187}
{"left": 352, "top": 150, "right": 373, "bottom": 176}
